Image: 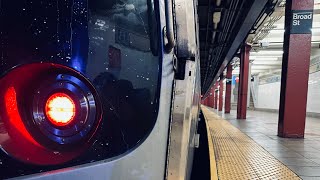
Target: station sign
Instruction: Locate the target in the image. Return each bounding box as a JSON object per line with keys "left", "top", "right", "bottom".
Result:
{"left": 290, "top": 10, "right": 313, "bottom": 34}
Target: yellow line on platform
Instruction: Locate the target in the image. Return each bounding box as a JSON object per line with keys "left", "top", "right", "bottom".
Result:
{"left": 201, "top": 106, "right": 301, "bottom": 180}
{"left": 202, "top": 106, "right": 218, "bottom": 180}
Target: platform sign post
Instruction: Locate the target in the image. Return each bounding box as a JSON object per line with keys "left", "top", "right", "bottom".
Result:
{"left": 278, "top": 0, "right": 314, "bottom": 138}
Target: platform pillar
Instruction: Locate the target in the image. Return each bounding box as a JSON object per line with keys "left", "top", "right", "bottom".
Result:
{"left": 219, "top": 75, "right": 224, "bottom": 111}
{"left": 208, "top": 87, "right": 214, "bottom": 108}
{"left": 278, "top": 0, "right": 314, "bottom": 138}
{"left": 207, "top": 89, "right": 211, "bottom": 108}
{"left": 237, "top": 45, "right": 251, "bottom": 119}
{"left": 205, "top": 97, "right": 209, "bottom": 106}
{"left": 214, "top": 83, "right": 218, "bottom": 109}
{"left": 225, "top": 64, "right": 232, "bottom": 113}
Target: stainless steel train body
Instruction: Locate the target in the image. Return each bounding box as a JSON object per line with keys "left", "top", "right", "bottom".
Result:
{"left": 0, "top": 0, "right": 201, "bottom": 179}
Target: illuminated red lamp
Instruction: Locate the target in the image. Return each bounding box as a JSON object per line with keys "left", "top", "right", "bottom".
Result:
{"left": 45, "top": 93, "right": 76, "bottom": 126}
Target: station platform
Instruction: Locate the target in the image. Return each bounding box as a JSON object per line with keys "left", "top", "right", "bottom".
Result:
{"left": 202, "top": 106, "right": 320, "bottom": 180}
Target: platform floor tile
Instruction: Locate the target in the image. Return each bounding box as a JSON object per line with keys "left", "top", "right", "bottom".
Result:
{"left": 202, "top": 106, "right": 301, "bottom": 180}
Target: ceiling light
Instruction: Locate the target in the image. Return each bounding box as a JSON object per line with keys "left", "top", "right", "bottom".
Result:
{"left": 250, "top": 56, "right": 279, "bottom": 61}
{"left": 251, "top": 50, "right": 284, "bottom": 55}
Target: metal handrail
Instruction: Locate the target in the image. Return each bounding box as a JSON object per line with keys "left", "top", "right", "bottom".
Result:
{"left": 164, "top": 0, "right": 175, "bottom": 53}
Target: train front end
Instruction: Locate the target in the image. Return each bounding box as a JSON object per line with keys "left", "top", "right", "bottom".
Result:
{"left": 0, "top": 0, "right": 175, "bottom": 179}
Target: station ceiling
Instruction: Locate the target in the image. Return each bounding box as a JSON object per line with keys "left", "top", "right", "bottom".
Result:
{"left": 232, "top": 0, "right": 320, "bottom": 77}
{"left": 198, "top": 0, "right": 272, "bottom": 95}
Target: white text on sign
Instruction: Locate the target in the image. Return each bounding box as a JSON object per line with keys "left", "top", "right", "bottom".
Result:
{"left": 293, "top": 13, "right": 312, "bottom": 26}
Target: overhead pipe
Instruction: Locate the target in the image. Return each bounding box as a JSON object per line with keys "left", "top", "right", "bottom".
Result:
{"left": 209, "top": 1, "right": 249, "bottom": 90}
{"left": 203, "top": 0, "right": 214, "bottom": 87}
{"left": 204, "top": 11, "right": 221, "bottom": 84}
{"left": 202, "top": 0, "right": 222, "bottom": 89}
{"left": 204, "top": 0, "right": 237, "bottom": 90}
{"left": 205, "top": 0, "right": 244, "bottom": 93}
{"left": 216, "top": 0, "right": 222, "bottom": 7}
{"left": 204, "top": 0, "right": 270, "bottom": 94}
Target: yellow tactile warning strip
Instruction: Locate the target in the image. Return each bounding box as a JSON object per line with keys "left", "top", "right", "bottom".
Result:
{"left": 204, "top": 108, "right": 219, "bottom": 180}
{"left": 202, "top": 106, "right": 301, "bottom": 180}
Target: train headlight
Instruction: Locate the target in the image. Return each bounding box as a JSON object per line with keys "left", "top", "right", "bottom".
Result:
{"left": 45, "top": 93, "right": 76, "bottom": 127}
{"left": 0, "top": 63, "right": 102, "bottom": 165}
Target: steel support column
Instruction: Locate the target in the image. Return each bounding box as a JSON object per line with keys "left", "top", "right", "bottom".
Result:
{"left": 208, "top": 87, "right": 215, "bottom": 108}
{"left": 204, "top": 97, "right": 209, "bottom": 106}
{"left": 219, "top": 75, "right": 224, "bottom": 111}
{"left": 278, "top": 0, "right": 314, "bottom": 138}
{"left": 237, "top": 45, "right": 251, "bottom": 119}
{"left": 225, "top": 64, "right": 233, "bottom": 113}
{"left": 214, "top": 83, "right": 218, "bottom": 109}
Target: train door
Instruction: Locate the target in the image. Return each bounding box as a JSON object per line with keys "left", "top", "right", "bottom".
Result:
{"left": 166, "top": 0, "right": 202, "bottom": 179}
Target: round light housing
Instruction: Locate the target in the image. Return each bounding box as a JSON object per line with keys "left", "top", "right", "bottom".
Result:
{"left": 45, "top": 93, "right": 76, "bottom": 126}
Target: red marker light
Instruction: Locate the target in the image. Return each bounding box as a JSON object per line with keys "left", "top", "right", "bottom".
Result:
{"left": 45, "top": 93, "right": 76, "bottom": 126}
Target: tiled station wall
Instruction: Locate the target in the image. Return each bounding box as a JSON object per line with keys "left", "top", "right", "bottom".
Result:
{"left": 256, "top": 55, "right": 320, "bottom": 114}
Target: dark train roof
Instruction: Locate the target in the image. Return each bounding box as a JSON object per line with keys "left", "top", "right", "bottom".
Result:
{"left": 199, "top": 0, "right": 275, "bottom": 95}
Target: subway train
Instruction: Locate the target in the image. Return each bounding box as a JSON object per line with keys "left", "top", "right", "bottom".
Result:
{"left": 0, "top": 0, "right": 201, "bottom": 179}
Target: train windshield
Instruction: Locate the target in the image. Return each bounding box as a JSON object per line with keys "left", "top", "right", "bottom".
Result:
{"left": 0, "top": 0, "right": 160, "bottom": 179}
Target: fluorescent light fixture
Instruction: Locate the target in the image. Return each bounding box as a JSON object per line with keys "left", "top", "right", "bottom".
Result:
{"left": 250, "top": 56, "right": 279, "bottom": 61}
{"left": 250, "top": 51, "right": 283, "bottom": 58}
{"left": 269, "top": 28, "right": 320, "bottom": 34}
{"left": 251, "top": 66, "right": 278, "bottom": 70}
{"left": 268, "top": 41, "right": 320, "bottom": 45}
{"left": 251, "top": 50, "right": 283, "bottom": 55}
{"left": 270, "top": 29, "right": 285, "bottom": 34}
{"left": 252, "top": 61, "right": 282, "bottom": 65}
{"left": 250, "top": 53, "right": 283, "bottom": 57}
{"left": 311, "top": 28, "right": 320, "bottom": 33}
{"left": 232, "top": 70, "right": 264, "bottom": 74}
{"left": 312, "top": 22, "right": 320, "bottom": 28}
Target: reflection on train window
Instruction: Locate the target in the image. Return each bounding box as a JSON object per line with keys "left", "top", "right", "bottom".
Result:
{"left": 0, "top": 0, "right": 160, "bottom": 179}
{"left": 88, "top": 0, "right": 160, "bottom": 154}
